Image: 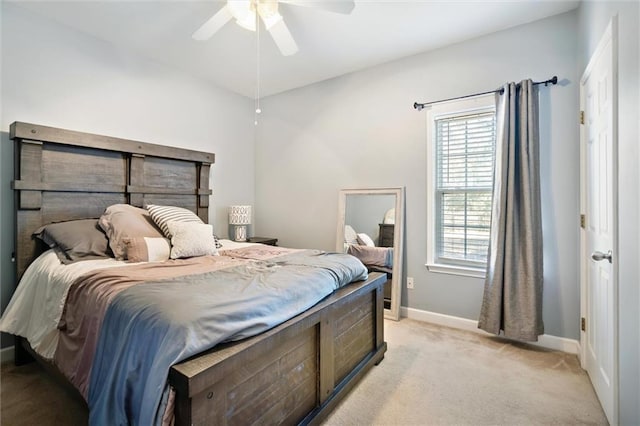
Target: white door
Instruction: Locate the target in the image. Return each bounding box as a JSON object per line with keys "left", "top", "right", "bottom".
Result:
{"left": 580, "top": 18, "right": 618, "bottom": 425}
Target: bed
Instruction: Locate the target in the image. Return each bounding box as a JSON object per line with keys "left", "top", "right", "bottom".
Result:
{"left": 2, "top": 122, "right": 387, "bottom": 425}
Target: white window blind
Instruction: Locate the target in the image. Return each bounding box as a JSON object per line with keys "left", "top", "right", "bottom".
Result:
{"left": 435, "top": 111, "right": 496, "bottom": 267}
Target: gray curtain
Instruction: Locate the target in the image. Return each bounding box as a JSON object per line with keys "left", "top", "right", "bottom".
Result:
{"left": 478, "top": 79, "right": 544, "bottom": 342}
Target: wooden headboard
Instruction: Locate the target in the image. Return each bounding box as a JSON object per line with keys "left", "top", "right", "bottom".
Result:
{"left": 10, "top": 121, "right": 215, "bottom": 280}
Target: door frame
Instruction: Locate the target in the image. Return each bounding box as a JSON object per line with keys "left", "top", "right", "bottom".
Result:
{"left": 579, "top": 16, "right": 619, "bottom": 425}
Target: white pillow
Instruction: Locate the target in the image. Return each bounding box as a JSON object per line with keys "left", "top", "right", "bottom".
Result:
{"left": 344, "top": 225, "right": 358, "bottom": 245}
{"left": 167, "top": 221, "right": 217, "bottom": 259}
{"left": 147, "top": 204, "right": 203, "bottom": 239}
{"left": 357, "top": 233, "right": 375, "bottom": 247}
{"left": 383, "top": 208, "right": 395, "bottom": 224}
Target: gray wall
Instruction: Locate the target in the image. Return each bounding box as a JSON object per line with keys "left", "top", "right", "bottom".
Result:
{"left": 577, "top": 2, "right": 640, "bottom": 423}
{"left": 0, "top": 4, "right": 255, "bottom": 348}
{"left": 256, "top": 11, "right": 580, "bottom": 340}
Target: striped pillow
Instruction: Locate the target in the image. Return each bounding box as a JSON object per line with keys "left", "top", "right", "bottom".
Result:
{"left": 146, "top": 205, "right": 203, "bottom": 239}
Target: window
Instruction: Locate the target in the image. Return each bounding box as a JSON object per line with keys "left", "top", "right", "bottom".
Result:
{"left": 426, "top": 95, "right": 496, "bottom": 277}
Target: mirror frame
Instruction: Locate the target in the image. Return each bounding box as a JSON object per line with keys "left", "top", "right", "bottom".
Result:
{"left": 336, "top": 187, "right": 404, "bottom": 320}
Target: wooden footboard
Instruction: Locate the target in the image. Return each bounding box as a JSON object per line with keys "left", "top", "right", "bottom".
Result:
{"left": 169, "top": 272, "right": 387, "bottom": 425}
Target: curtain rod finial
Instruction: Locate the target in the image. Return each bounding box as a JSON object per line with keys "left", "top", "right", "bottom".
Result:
{"left": 545, "top": 76, "right": 558, "bottom": 87}
{"left": 414, "top": 102, "right": 423, "bottom": 111}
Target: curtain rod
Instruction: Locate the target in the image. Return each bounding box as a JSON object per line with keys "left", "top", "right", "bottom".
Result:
{"left": 413, "top": 76, "right": 558, "bottom": 111}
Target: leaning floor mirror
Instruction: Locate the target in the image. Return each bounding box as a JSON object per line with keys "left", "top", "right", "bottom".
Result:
{"left": 337, "top": 187, "right": 405, "bottom": 320}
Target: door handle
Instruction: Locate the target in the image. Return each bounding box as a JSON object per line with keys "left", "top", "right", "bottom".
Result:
{"left": 591, "top": 250, "right": 612, "bottom": 263}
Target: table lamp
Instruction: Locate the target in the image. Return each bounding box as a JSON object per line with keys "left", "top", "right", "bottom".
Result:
{"left": 229, "top": 205, "right": 251, "bottom": 242}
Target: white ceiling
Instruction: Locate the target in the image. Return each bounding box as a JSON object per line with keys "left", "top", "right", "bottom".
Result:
{"left": 12, "top": 0, "right": 580, "bottom": 98}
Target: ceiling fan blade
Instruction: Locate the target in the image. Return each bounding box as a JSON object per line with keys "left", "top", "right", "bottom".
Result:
{"left": 192, "top": 5, "right": 233, "bottom": 40}
{"left": 280, "top": 0, "right": 355, "bottom": 15}
{"left": 268, "top": 19, "right": 298, "bottom": 56}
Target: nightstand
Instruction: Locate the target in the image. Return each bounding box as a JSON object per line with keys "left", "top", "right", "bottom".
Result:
{"left": 378, "top": 224, "right": 394, "bottom": 247}
{"left": 247, "top": 237, "right": 278, "bottom": 246}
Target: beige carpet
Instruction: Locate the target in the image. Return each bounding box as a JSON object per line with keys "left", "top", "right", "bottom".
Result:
{"left": 325, "top": 319, "right": 607, "bottom": 425}
{"left": 0, "top": 319, "right": 607, "bottom": 426}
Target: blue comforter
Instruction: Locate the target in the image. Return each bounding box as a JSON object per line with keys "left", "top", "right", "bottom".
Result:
{"left": 87, "top": 250, "right": 367, "bottom": 425}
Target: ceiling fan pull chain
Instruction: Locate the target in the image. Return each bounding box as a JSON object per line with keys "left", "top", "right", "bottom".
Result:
{"left": 255, "top": 5, "right": 261, "bottom": 125}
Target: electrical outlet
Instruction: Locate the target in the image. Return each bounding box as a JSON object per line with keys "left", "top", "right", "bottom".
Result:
{"left": 407, "top": 277, "right": 414, "bottom": 289}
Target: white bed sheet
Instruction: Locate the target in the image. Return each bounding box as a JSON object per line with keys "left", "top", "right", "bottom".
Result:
{"left": 0, "top": 250, "right": 131, "bottom": 359}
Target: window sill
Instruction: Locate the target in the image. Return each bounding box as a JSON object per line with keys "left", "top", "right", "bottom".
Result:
{"left": 425, "top": 263, "right": 486, "bottom": 279}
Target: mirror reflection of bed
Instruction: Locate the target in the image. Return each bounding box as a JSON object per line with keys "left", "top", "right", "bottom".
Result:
{"left": 337, "top": 188, "right": 404, "bottom": 320}
{"left": 344, "top": 213, "right": 395, "bottom": 309}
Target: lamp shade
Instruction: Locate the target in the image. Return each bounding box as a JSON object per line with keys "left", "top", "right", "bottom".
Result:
{"left": 229, "top": 205, "right": 252, "bottom": 225}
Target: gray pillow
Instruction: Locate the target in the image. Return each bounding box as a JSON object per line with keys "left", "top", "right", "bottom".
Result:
{"left": 34, "top": 219, "right": 112, "bottom": 264}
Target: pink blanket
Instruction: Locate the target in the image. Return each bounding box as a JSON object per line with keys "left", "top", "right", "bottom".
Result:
{"left": 347, "top": 244, "right": 393, "bottom": 268}
{"left": 54, "top": 255, "right": 247, "bottom": 398}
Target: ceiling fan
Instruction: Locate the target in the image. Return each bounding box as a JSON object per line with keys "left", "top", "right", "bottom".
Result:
{"left": 192, "top": 0, "right": 356, "bottom": 56}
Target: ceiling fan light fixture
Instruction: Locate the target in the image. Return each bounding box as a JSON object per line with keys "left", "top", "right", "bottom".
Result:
{"left": 235, "top": 11, "right": 257, "bottom": 31}
{"left": 193, "top": 0, "right": 355, "bottom": 56}
{"left": 227, "top": 1, "right": 252, "bottom": 20}
{"left": 228, "top": 1, "right": 256, "bottom": 31}
{"left": 259, "top": 10, "right": 282, "bottom": 30}
{"left": 257, "top": 1, "right": 282, "bottom": 30}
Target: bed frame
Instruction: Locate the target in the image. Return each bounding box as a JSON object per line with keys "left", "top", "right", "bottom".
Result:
{"left": 9, "top": 121, "right": 387, "bottom": 425}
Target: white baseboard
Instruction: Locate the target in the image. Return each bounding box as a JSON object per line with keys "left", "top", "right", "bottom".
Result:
{"left": 1, "top": 345, "right": 15, "bottom": 364}
{"left": 400, "top": 307, "right": 580, "bottom": 355}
